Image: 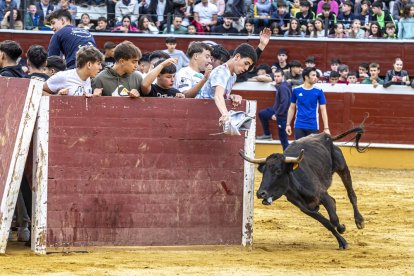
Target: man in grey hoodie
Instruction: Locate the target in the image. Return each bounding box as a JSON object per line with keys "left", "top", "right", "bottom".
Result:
{"left": 92, "top": 41, "right": 143, "bottom": 97}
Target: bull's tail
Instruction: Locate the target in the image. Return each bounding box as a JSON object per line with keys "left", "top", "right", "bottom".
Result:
{"left": 332, "top": 114, "right": 369, "bottom": 153}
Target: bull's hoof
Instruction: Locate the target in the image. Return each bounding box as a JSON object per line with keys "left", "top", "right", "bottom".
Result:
{"left": 262, "top": 199, "right": 271, "bottom": 205}
{"left": 338, "top": 239, "right": 348, "bottom": 250}
{"left": 355, "top": 216, "right": 365, "bottom": 229}
{"left": 337, "top": 224, "right": 346, "bottom": 234}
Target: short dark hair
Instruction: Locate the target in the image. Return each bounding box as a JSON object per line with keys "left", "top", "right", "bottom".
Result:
{"left": 233, "top": 43, "right": 257, "bottom": 66}
{"left": 104, "top": 41, "right": 117, "bottom": 50}
{"left": 371, "top": 1, "right": 383, "bottom": 8}
{"left": 211, "top": 44, "right": 230, "bottom": 63}
{"left": 329, "top": 71, "right": 340, "bottom": 78}
{"left": 348, "top": 71, "right": 357, "bottom": 77}
{"left": 277, "top": 0, "right": 287, "bottom": 7}
{"left": 46, "top": 56, "right": 66, "bottom": 72}
{"left": 154, "top": 59, "right": 177, "bottom": 75}
{"left": 300, "top": 1, "right": 310, "bottom": 8}
{"left": 186, "top": 42, "right": 212, "bottom": 58}
{"left": 256, "top": 64, "right": 272, "bottom": 74}
{"left": 114, "top": 41, "right": 142, "bottom": 62}
{"left": 149, "top": 50, "right": 170, "bottom": 63}
{"left": 274, "top": 69, "right": 285, "bottom": 76}
{"left": 223, "top": 12, "right": 234, "bottom": 19}
{"left": 97, "top": 16, "right": 107, "bottom": 23}
{"left": 359, "top": 62, "right": 369, "bottom": 69}
{"left": 302, "top": 67, "right": 317, "bottom": 79}
{"left": 76, "top": 45, "right": 104, "bottom": 68}
{"left": 165, "top": 36, "right": 177, "bottom": 44}
{"left": 139, "top": 52, "right": 151, "bottom": 64}
{"left": 0, "top": 40, "right": 22, "bottom": 61}
{"left": 27, "top": 45, "right": 47, "bottom": 69}
{"left": 322, "top": 3, "right": 331, "bottom": 10}
{"left": 338, "top": 64, "right": 349, "bottom": 72}
{"left": 46, "top": 9, "right": 72, "bottom": 23}
{"left": 331, "top": 58, "right": 341, "bottom": 65}
{"left": 289, "top": 60, "right": 302, "bottom": 68}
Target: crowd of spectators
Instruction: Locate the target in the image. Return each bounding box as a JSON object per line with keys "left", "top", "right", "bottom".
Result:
{"left": 1, "top": 0, "right": 414, "bottom": 39}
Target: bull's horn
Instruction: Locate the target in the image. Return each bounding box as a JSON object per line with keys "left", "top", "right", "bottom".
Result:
{"left": 284, "top": 149, "right": 305, "bottom": 163}
{"left": 239, "top": 150, "right": 266, "bottom": 164}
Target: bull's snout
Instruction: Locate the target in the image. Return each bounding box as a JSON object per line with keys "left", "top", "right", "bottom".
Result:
{"left": 257, "top": 190, "right": 268, "bottom": 199}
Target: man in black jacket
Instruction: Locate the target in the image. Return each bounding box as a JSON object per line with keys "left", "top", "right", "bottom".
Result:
{"left": 0, "top": 40, "right": 26, "bottom": 78}
{"left": 257, "top": 69, "right": 291, "bottom": 151}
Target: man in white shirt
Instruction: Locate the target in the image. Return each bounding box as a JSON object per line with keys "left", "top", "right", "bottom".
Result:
{"left": 194, "top": 0, "right": 218, "bottom": 32}
{"left": 43, "top": 46, "right": 104, "bottom": 96}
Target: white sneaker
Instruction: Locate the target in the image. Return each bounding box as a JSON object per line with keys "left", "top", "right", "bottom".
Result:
{"left": 17, "top": 227, "right": 30, "bottom": 242}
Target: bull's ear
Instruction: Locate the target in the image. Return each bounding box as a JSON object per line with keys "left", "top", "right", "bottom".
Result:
{"left": 257, "top": 164, "right": 266, "bottom": 173}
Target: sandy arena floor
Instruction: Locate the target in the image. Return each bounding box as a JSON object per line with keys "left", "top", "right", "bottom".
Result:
{"left": 1, "top": 168, "right": 413, "bottom": 275}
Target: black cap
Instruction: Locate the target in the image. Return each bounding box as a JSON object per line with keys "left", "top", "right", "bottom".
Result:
{"left": 278, "top": 48, "right": 287, "bottom": 55}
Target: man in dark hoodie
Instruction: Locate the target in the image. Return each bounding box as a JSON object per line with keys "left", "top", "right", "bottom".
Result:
{"left": 0, "top": 40, "right": 26, "bottom": 78}
{"left": 256, "top": 69, "right": 291, "bottom": 151}
{"left": 92, "top": 40, "right": 142, "bottom": 97}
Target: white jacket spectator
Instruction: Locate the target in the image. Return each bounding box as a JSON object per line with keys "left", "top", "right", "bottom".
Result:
{"left": 115, "top": 0, "right": 139, "bottom": 24}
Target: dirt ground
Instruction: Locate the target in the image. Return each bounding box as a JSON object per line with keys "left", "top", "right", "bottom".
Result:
{"left": 1, "top": 168, "right": 413, "bottom": 275}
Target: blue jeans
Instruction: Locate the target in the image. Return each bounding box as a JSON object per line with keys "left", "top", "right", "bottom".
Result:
{"left": 258, "top": 107, "right": 289, "bottom": 150}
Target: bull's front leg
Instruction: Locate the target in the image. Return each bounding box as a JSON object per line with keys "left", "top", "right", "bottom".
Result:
{"left": 286, "top": 195, "right": 348, "bottom": 250}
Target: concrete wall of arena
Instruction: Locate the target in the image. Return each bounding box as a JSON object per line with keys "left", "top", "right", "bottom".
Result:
{"left": 31, "top": 97, "right": 256, "bottom": 254}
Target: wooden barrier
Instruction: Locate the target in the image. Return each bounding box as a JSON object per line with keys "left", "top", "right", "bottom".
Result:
{"left": 1, "top": 30, "right": 414, "bottom": 74}
{"left": 32, "top": 97, "right": 256, "bottom": 254}
{"left": 0, "top": 78, "right": 42, "bottom": 253}
{"left": 235, "top": 82, "right": 414, "bottom": 146}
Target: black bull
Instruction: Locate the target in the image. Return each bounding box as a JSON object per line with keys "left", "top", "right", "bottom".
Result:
{"left": 241, "top": 127, "right": 366, "bottom": 249}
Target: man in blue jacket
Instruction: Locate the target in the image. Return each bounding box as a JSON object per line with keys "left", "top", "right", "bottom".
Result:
{"left": 47, "top": 9, "right": 96, "bottom": 69}
{"left": 257, "top": 69, "right": 291, "bottom": 151}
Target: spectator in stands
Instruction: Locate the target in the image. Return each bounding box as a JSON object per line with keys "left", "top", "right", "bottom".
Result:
{"left": 210, "top": 0, "right": 225, "bottom": 20}
{"left": 304, "top": 56, "right": 323, "bottom": 77}
{"left": 138, "top": 52, "right": 151, "bottom": 75}
{"left": 361, "top": 63, "right": 384, "bottom": 87}
{"left": 240, "top": 18, "right": 258, "bottom": 35}
{"left": 90, "top": 16, "right": 112, "bottom": 32}
{"left": 252, "top": 0, "right": 275, "bottom": 30}
{"left": 271, "top": 0, "right": 291, "bottom": 32}
{"left": 44, "top": 46, "right": 103, "bottom": 96}
{"left": 285, "top": 60, "right": 303, "bottom": 87}
{"left": 383, "top": 58, "right": 411, "bottom": 88}
{"left": 290, "top": 0, "right": 301, "bottom": 17}
{"left": 366, "top": 21, "right": 383, "bottom": 38}
{"left": 323, "top": 57, "right": 341, "bottom": 78}
{"left": 141, "top": 58, "right": 185, "bottom": 98}
{"left": 248, "top": 63, "right": 273, "bottom": 82}
{"left": 317, "top": 0, "right": 339, "bottom": 16}
{"left": 384, "top": 22, "right": 397, "bottom": 38}
{"left": 348, "top": 18, "right": 365, "bottom": 38}
{"left": 270, "top": 21, "right": 282, "bottom": 36}
{"left": 174, "top": 42, "right": 213, "bottom": 97}
{"left": 77, "top": 13, "right": 94, "bottom": 30}
{"left": 210, "top": 44, "right": 230, "bottom": 68}
{"left": 137, "top": 15, "right": 159, "bottom": 33}
{"left": 337, "top": 0, "right": 355, "bottom": 30}
{"left": 296, "top": 1, "right": 315, "bottom": 26}
{"left": 311, "top": 17, "right": 326, "bottom": 37}
{"left": 47, "top": 9, "right": 96, "bottom": 69}
{"left": 26, "top": 45, "right": 49, "bottom": 81}
{"left": 329, "top": 22, "right": 348, "bottom": 38}
{"left": 284, "top": 18, "right": 304, "bottom": 37}
{"left": 193, "top": 0, "right": 218, "bottom": 32}
{"left": 328, "top": 70, "right": 340, "bottom": 84}
{"left": 24, "top": 4, "right": 40, "bottom": 30}
{"left": 256, "top": 69, "right": 291, "bottom": 150}
{"left": 272, "top": 48, "right": 289, "bottom": 73}
{"left": 36, "top": 0, "right": 54, "bottom": 29}
{"left": 56, "top": 0, "right": 77, "bottom": 25}
{"left": 317, "top": 3, "right": 337, "bottom": 30}
{"left": 398, "top": 4, "right": 414, "bottom": 39}
{"left": 304, "top": 20, "right": 315, "bottom": 36}
{"left": 92, "top": 41, "right": 142, "bottom": 97}
{"left": 149, "top": 50, "right": 170, "bottom": 70}
{"left": 371, "top": 1, "right": 396, "bottom": 32}
{"left": 162, "top": 36, "right": 189, "bottom": 71}
{"left": 213, "top": 11, "right": 239, "bottom": 34}
{"left": 196, "top": 43, "right": 257, "bottom": 127}
{"left": 163, "top": 14, "right": 188, "bottom": 34}
{"left": 112, "top": 15, "right": 138, "bottom": 32}
{"left": 347, "top": 71, "right": 358, "bottom": 83}
{"left": 337, "top": 64, "right": 349, "bottom": 84}
{"left": 0, "top": 0, "right": 17, "bottom": 23}
{"left": 358, "top": 62, "right": 370, "bottom": 80}
{"left": 115, "top": 0, "right": 139, "bottom": 24}
{"left": 148, "top": 0, "right": 174, "bottom": 30}
{"left": 392, "top": 0, "right": 410, "bottom": 21}
{"left": 356, "top": 0, "right": 372, "bottom": 31}
{"left": 45, "top": 55, "right": 66, "bottom": 77}
{"left": 187, "top": 24, "right": 197, "bottom": 34}
{"left": 1, "top": 8, "right": 23, "bottom": 29}
{"left": 103, "top": 41, "right": 116, "bottom": 67}
{"left": 0, "top": 40, "right": 26, "bottom": 77}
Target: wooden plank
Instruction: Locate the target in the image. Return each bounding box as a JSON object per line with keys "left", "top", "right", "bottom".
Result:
{"left": 0, "top": 79, "right": 43, "bottom": 254}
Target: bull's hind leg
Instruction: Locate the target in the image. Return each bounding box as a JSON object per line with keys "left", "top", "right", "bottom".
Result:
{"left": 336, "top": 166, "right": 365, "bottom": 229}
{"left": 321, "top": 193, "right": 346, "bottom": 234}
